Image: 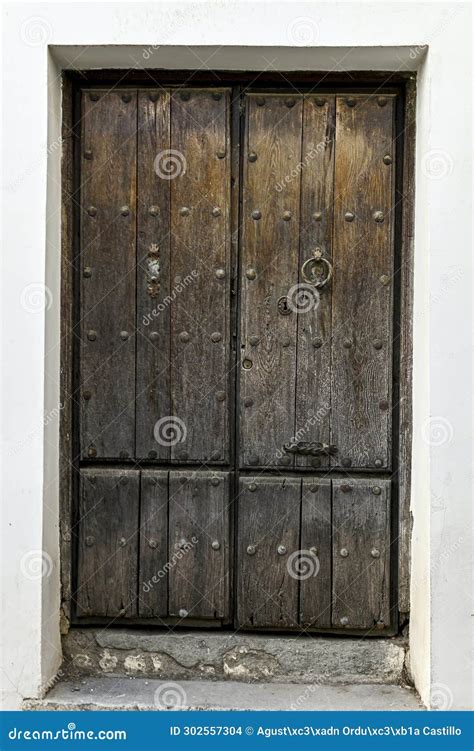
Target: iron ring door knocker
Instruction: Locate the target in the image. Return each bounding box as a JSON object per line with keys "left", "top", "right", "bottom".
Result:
{"left": 301, "top": 248, "right": 333, "bottom": 288}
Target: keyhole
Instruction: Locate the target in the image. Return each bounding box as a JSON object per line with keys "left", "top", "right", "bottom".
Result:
{"left": 277, "top": 296, "right": 292, "bottom": 316}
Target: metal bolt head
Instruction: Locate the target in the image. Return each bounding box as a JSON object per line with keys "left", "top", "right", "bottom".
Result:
{"left": 313, "top": 211, "right": 323, "bottom": 221}
{"left": 379, "top": 399, "right": 389, "bottom": 411}
{"left": 247, "top": 454, "right": 259, "bottom": 466}
{"left": 315, "top": 97, "right": 326, "bottom": 106}
{"left": 340, "top": 616, "right": 349, "bottom": 626}
{"left": 216, "top": 150, "right": 226, "bottom": 159}
{"left": 179, "top": 331, "right": 190, "bottom": 343}
{"left": 376, "top": 620, "right": 385, "bottom": 630}
{"left": 84, "top": 149, "right": 93, "bottom": 160}
{"left": 312, "top": 338, "right": 323, "bottom": 349}
{"left": 377, "top": 96, "right": 388, "bottom": 107}
{"left": 243, "top": 397, "right": 254, "bottom": 409}
{"left": 210, "top": 477, "right": 220, "bottom": 487}
{"left": 211, "top": 331, "right": 222, "bottom": 343}
{"left": 248, "top": 482, "right": 257, "bottom": 492}
{"left": 89, "top": 92, "right": 99, "bottom": 102}
{"left": 372, "top": 486, "right": 382, "bottom": 495}
{"left": 281, "top": 336, "right": 291, "bottom": 348}
{"left": 215, "top": 268, "right": 225, "bottom": 279}
{"left": 83, "top": 390, "right": 91, "bottom": 401}
{"left": 212, "top": 207, "right": 221, "bottom": 217}
{"left": 371, "top": 548, "right": 381, "bottom": 558}
{"left": 374, "top": 458, "right": 383, "bottom": 468}
{"left": 149, "top": 92, "right": 160, "bottom": 102}
{"left": 309, "top": 485, "right": 318, "bottom": 493}
{"left": 277, "top": 544, "right": 287, "bottom": 555}
{"left": 256, "top": 96, "right": 265, "bottom": 106}
{"left": 249, "top": 335, "right": 260, "bottom": 346}
{"left": 87, "top": 206, "right": 97, "bottom": 217}
{"left": 119, "top": 537, "right": 127, "bottom": 547}
{"left": 373, "top": 210, "right": 384, "bottom": 223}
{"left": 178, "top": 608, "right": 189, "bottom": 618}
{"left": 148, "top": 205, "right": 159, "bottom": 216}
{"left": 340, "top": 548, "right": 349, "bottom": 558}
{"left": 341, "top": 457, "right": 352, "bottom": 468}
{"left": 212, "top": 91, "right": 222, "bottom": 101}
{"left": 83, "top": 267, "right": 92, "bottom": 278}
{"left": 309, "top": 546, "right": 318, "bottom": 556}
{"left": 346, "top": 97, "right": 356, "bottom": 107}
{"left": 373, "top": 338, "right": 383, "bottom": 350}
{"left": 179, "top": 206, "right": 190, "bottom": 217}
{"left": 248, "top": 151, "right": 258, "bottom": 162}
{"left": 122, "top": 93, "right": 132, "bottom": 103}
{"left": 215, "top": 391, "right": 226, "bottom": 402}
{"left": 246, "top": 544, "right": 256, "bottom": 555}
{"left": 148, "top": 539, "right": 158, "bottom": 549}
{"left": 344, "top": 211, "right": 355, "bottom": 222}
{"left": 149, "top": 332, "right": 159, "bottom": 341}
{"left": 383, "top": 154, "right": 393, "bottom": 165}
{"left": 87, "top": 330, "right": 97, "bottom": 341}
{"left": 148, "top": 450, "right": 157, "bottom": 459}
{"left": 211, "top": 540, "right": 220, "bottom": 550}
{"left": 85, "top": 535, "right": 95, "bottom": 547}
{"left": 343, "top": 339, "right": 352, "bottom": 349}
{"left": 120, "top": 206, "right": 130, "bottom": 217}
{"left": 120, "top": 331, "right": 129, "bottom": 341}
{"left": 88, "top": 446, "right": 96, "bottom": 458}
{"left": 251, "top": 210, "right": 261, "bottom": 220}
{"left": 246, "top": 268, "right": 257, "bottom": 280}
{"left": 341, "top": 484, "right": 352, "bottom": 493}
{"left": 242, "top": 358, "right": 253, "bottom": 370}
{"left": 283, "top": 210, "right": 292, "bottom": 221}
{"left": 380, "top": 274, "right": 390, "bottom": 286}
{"left": 285, "top": 98, "right": 295, "bottom": 108}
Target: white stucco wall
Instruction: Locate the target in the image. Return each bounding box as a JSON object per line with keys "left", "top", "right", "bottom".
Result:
{"left": 1, "top": 1, "right": 472, "bottom": 710}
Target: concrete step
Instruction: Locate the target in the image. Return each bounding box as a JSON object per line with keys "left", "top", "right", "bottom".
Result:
{"left": 25, "top": 677, "right": 423, "bottom": 711}
{"left": 63, "top": 629, "right": 408, "bottom": 685}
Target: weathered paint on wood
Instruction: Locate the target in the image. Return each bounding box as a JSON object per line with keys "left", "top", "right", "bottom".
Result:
{"left": 332, "top": 478, "right": 391, "bottom": 629}
{"left": 300, "top": 478, "right": 332, "bottom": 627}
{"left": 79, "top": 90, "right": 137, "bottom": 459}
{"left": 236, "top": 476, "right": 301, "bottom": 628}
{"left": 239, "top": 94, "right": 303, "bottom": 468}
{"left": 168, "top": 471, "right": 230, "bottom": 620}
{"left": 138, "top": 470, "right": 169, "bottom": 617}
{"left": 169, "top": 89, "right": 231, "bottom": 464}
{"left": 331, "top": 94, "right": 395, "bottom": 469}
{"left": 76, "top": 469, "right": 139, "bottom": 617}
{"left": 136, "top": 90, "right": 171, "bottom": 460}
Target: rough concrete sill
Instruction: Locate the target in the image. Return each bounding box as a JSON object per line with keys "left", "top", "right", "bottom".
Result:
{"left": 24, "top": 678, "right": 424, "bottom": 712}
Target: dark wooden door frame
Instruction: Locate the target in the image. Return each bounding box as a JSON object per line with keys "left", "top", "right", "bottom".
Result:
{"left": 59, "top": 70, "right": 415, "bottom": 633}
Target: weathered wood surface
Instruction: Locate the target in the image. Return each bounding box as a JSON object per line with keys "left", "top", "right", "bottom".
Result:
{"left": 79, "top": 90, "right": 137, "bottom": 459}
{"left": 136, "top": 90, "right": 171, "bottom": 460}
{"left": 76, "top": 469, "right": 139, "bottom": 617}
{"left": 300, "top": 478, "right": 332, "bottom": 627}
{"left": 138, "top": 470, "right": 169, "bottom": 617}
{"left": 295, "top": 96, "right": 335, "bottom": 469}
{"left": 237, "top": 476, "right": 301, "bottom": 628}
{"left": 332, "top": 478, "right": 391, "bottom": 629}
{"left": 331, "top": 94, "right": 395, "bottom": 469}
{"left": 169, "top": 89, "right": 231, "bottom": 464}
{"left": 239, "top": 94, "right": 303, "bottom": 468}
{"left": 168, "top": 471, "right": 230, "bottom": 620}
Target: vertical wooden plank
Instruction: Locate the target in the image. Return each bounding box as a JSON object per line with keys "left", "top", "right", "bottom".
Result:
{"left": 138, "top": 470, "right": 168, "bottom": 617}
{"left": 236, "top": 476, "right": 301, "bottom": 628}
{"left": 136, "top": 90, "right": 171, "bottom": 460}
{"left": 239, "top": 94, "right": 303, "bottom": 468}
{"left": 331, "top": 94, "right": 396, "bottom": 469}
{"left": 169, "top": 89, "right": 231, "bottom": 464}
{"left": 295, "top": 96, "right": 335, "bottom": 469}
{"left": 332, "top": 478, "right": 391, "bottom": 629}
{"left": 168, "top": 471, "right": 230, "bottom": 620}
{"left": 300, "top": 478, "right": 332, "bottom": 627}
{"left": 79, "top": 89, "right": 137, "bottom": 460}
{"left": 76, "top": 468, "right": 139, "bottom": 618}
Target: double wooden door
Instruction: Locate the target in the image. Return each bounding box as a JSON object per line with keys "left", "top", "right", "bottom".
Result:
{"left": 74, "top": 86, "right": 398, "bottom": 632}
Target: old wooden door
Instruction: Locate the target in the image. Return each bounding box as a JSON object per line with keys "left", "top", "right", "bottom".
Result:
{"left": 74, "top": 86, "right": 398, "bottom": 633}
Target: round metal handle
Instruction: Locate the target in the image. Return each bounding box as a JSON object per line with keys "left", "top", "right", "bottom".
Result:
{"left": 301, "top": 248, "right": 333, "bottom": 288}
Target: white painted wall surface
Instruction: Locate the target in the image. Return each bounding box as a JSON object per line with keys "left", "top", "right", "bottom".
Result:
{"left": 1, "top": 0, "right": 472, "bottom": 710}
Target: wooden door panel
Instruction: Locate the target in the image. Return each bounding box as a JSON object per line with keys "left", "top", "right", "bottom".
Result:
{"left": 79, "top": 90, "right": 137, "bottom": 459}
{"left": 168, "top": 471, "right": 230, "bottom": 620}
{"left": 236, "top": 476, "right": 301, "bottom": 628}
{"left": 136, "top": 90, "right": 171, "bottom": 460}
{"left": 169, "top": 89, "right": 231, "bottom": 464}
{"left": 139, "top": 470, "right": 169, "bottom": 617}
{"left": 331, "top": 95, "right": 396, "bottom": 469}
{"left": 76, "top": 469, "right": 139, "bottom": 617}
{"left": 239, "top": 94, "right": 303, "bottom": 468}
{"left": 332, "top": 478, "right": 391, "bottom": 629}
{"left": 295, "top": 96, "right": 335, "bottom": 469}
{"left": 300, "top": 478, "right": 332, "bottom": 627}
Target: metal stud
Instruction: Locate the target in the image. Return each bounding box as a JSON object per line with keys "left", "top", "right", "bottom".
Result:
{"left": 211, "top": 331, "right": 222, "bottom": 342}
{"left": 120, "top": 206, "right": 130, "bottom": 217}
{"left": 285, "top": 98, "right": 295, "bottom": 108}
{"left": 149, "top": 92, "right": 160, "bottom": 102}
{"left": 373, "top": 211, "right": 384, "bottom": 223}
{"left": 216, "top": 150, "right": 226, "bottom": 159}
{"left": 179, "top": 206, "right": 190, "bottom": 217}
{"left": 377, "top": 96, "right": 388, "bottom": 107}
{"left": 309, "top": 485, "right": 318, "bottom": 493}
{"left": 180, "top": 91, "right": 191, "bottom": 101}
{"left": 216, "top": 391, "right": 226, "bottom": 402}
{"left": 149, "top": 205, "right": 159, "bottom": 216}
{"left": 248, "top": 151, "right": 258, "bottom": 162}
{"left": 343, "top": 339, "right": 352, "bottom": 348}
{"left": 371, "top": 548, "right": 381, "bottom": 558}
{"left": 84, "top": 149, "right": 93, "bottom": 160}
{"left": 212, "top": 92, "right": 222, "bottom": 101}
{"left": 244, "top": 397, "right": 254, "bottom": 408}
{"left": 283, "top": 210, "right": 292, "bottom": 221}
{"left": 383, "top": 154, "right": 393, "bottom": 165}
{"left": 341, "top": 457, "right": 352, "bottom": 468}
{"left": 89, "top": 92, "right": 99, "bottom": 102}
{"left": 122, "top": 93, "right": 132, "bottom": 103}
{"left": 210, "top": 477, "right": 220, "bottom": 487}
{"left": 178, "top": 608, "right": 188, "bottom": 618}
{"left": 248, "top": 483, "right": 257, "bottom": 492}
{"left": 379, "top": 399, "right": 389, "bottom": 411}
{"left": 120, "top": 331, "right": 129, "bottom": 341}
{"left": 179, "top": 331, "right": 190, "bottom": 343}
{"left": 246, "top": 268, "right": 257, "bottom": 280}
{"left": 344, "top": 211, "right": 355, "bottom": 222}
{"left": 246, "top": 544, "right": 256, "bottom": 555}
{"left": 215, "top": 268, "right": 225, "bottom": 279}
{"left": 310, "top": 546, "right": 318, "bottom": 556}
{"left": 242, "top": 358, "right": 253, "bottom": 369}
{"left": 88, "top": 474, "right": 97, "bottom": 484}
{"left": 83, "top": 390, "right": 91, "bottom": 401}
{"left": 281, "top": 336, "right": 291, "bottom": 348}
{"left": 212, "top": 207, "right": 221, "bottom": 217}
{"left": 251, "top": 210, "right": 261, "bottom": 220}
{"left": 83, "top": 267, "right": 92, "bottom": 278}
{"left": 211, "top": 540, "right": 221, "bottom": 550}
{"left": 341, "top": 484, "right": 352, "bottom": 493}
{"left": 88, "top": 446, "right": 97, "bottom": 458}
{"left": 340, "top": 617, "right": 349, "bottom": 626}
{"left": 374, "top": 458, "right": 383, "bottom": 468}
{"left": 249, "top": 335, "right": 260, "bottom": 346}
{"left": 315, "top": 97, "right": 326, "bottom": 106}
{"left": 256, "top": 96, "right": 265, "bottom": 106}
{"left": 380, "top": 274, "right": 390, "bottom": 286}
{"left": 312, "top": 338, "right": 323, "bottom": 349}
{"left": 149, "top": 332, "right": 159, "bottom": 341}
{"left": 148, "top": 450, "right": 157, "bottom": 459}
{"left": 376, "top": 620, "right": 385, "bottom": 630}
{"left": 346, "top": 97, "right": 356, "bottom": 107}
{"left": 373, "top": 339, "right": 383, "bottom": 350}
{"left": 313, "top": 211, "right": 322, "bottom": 221}
{"left": 277, "top": 544, "right": 287, "bottom": 555}
{"left": 87, "top": 206, "right": 97, "bottom": 217}
{"left": 85, "top": 536, "right": 95, "bottom": 547}
{"left": 148, "top": 539, "right": 158, "bottom": 549}
{"left": 248, "top": 454, "right": 259, "bottom": 466}
{"left": 372, "top": 486, "right": 382, "bottom": 495}
{"left": 87, "top": 330, "right": 97, "bottom": 341}
{"left": 340, "top": 548, "right": 349, "bottom": 558}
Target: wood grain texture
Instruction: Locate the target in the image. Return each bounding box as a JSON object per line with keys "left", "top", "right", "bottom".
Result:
{"left": 168, "top": 471, "right": 230, "bottom": 620}
{"left": 331, "top": 95, "right": 396, "bottom": 469}
{"left": 300, "top": 478, "right": 332, "bottom": 627}
{"left": 79, "top": 90, "right": 137, "bottom": 459}
{"left": 138, "top": 470, "right": 169, "bottom": 617}
{"left": 236, "top": 476, "right": 301, "bottom": 628}
{"left": 136, "top": 90, "right": 171, "bottom": 460}
{"left": 76, "top": 468, "right": 139, "bottom": 618}
{"left": 169, "top": 89, "right": 231, "bottom": 464}
{"left": 239, "top": 94, "right": 303, "bottom": 468}
{"left": 295, "top": 96, "right": 335, "bottom": 469}
{"left": 332, "top": 478, "right": 391, "bottom": 629}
